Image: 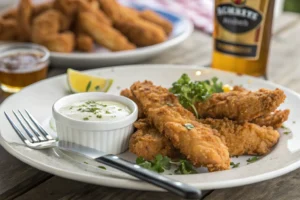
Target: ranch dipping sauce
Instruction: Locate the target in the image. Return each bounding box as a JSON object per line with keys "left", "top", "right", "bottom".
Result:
{"left": 59, "top": 100, "right": 132, "bottom": 121}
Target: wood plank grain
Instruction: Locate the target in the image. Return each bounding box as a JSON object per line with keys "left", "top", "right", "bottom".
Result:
{"left": 15, "top": 176, "right": 183, "bottom": 200}
{"left": 204, "top": 168, "right": 300, "bottom": 200}
{"left": 0, "top": 145, "right": 52, "bottom": 200}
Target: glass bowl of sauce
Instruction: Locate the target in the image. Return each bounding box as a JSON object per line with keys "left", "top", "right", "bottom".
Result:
{"left": 0, "top": 43, "right": 50, "bottom": 93}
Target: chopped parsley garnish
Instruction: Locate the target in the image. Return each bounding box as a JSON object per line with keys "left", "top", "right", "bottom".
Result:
{"left": 98, "top": 166, "right": 106, "bottom": 170}
{"left": 169, "top": 74, "right": 223, "bottom": 118}
{"left": 78, "top": 108, "right": 82, "bottom": 111}
{"left": 69, "top": 106, "right": 73, "bottom": 110}
{"left": 184, "top": 123, "right": 194, "bottom": 130}
{"left": 281, "top": 125, "right": 288, "bottom": 129}
{"left": 84, "top": 161, "right": 88, "bottom": 164}
{"left": 105, "top": 110, "right": 111, "bottom": 114}
{"left": 83, "top": 117, "right": 89, "bottom": 120}
{"left": 136, "top": 154, "right": 197, "bottom": 174}
{"left": 97, "top": 115, "right": 102, "bottom": 118}
{"left": 118, "top": 109, "right": 122, "bottom": 111}
{"left": 247, "top": 156, "right": 259, "bottom": 164}
{"left": 230, "top": 162, "right": 240, "bottom": 168}
{"left": 85, "top": 81, "right": 92, "bottom": 92}
{"left": 173, "top": 160, "right": 197, "bottom": 174}
{"left": 283, "top": 131, "right": 290, "bottom": 135}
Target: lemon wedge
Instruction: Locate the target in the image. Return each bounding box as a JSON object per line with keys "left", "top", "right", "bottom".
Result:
{"left": 67, "top": 68, "right": 113, "bottom": 93}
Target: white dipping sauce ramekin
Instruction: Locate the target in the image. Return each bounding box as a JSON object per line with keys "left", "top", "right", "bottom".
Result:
{"left": 52, "top": 92, "right": 138, "bottom": 154}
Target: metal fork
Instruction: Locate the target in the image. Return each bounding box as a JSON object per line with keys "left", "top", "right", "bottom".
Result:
{"left": 4, "top": 110, "right": 201, "bottom": 199}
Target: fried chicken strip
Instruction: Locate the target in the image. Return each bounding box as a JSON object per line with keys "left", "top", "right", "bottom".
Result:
{"left": 139, "top": 10, "right": 173, "bottom": 35}
{"left": 114, "top": 19, "right": 167, "bottom": 47}
{"left": 195, "top": 88, "right": 286, "bottom": 122}
{"left": 130, "top": 81, "right": 230, "bottom": 171}
{"left": 200, "top": 118, "right": 280, "bottom": 156}
{"left": 0, "top": 18, "right": 18, "bottom": 41}
{"left": 130, "top": 119, "right": 181, "bottom": 160}
{"left": 129, "top": 116, "right": 280, "bottom": 158}
{"left": 251, "top": 110, "right": 290, "bottom": 129}
{"left": 75, "top": 33, "right": 94, "bottom": 52}
{"left": 100, "top": 0, "right": 167, "bottom": 46}
{"left": 32, "top": 10, "right": 75, "bottom": 53}
{"left": 79, "top": 11, "right": 136, "bottom": 51}
{"left": 17, "top": 0, "right": 32, "bottom": 41}
{"left": 120, "top": 89, "right": 145, "bottom": 118}
{"left": 76, "top": 0, "right": 111, "bottom": 25}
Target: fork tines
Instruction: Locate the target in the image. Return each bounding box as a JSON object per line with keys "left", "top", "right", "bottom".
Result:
{"left": 4, "top": 110, "right": 56, "bottom": 149}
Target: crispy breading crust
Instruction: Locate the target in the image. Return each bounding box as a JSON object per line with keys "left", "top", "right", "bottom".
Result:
{"left": 195, "top": 88, "right": 286, "bottom": 122}
{"left": 17, "top": 0, "right": 32, "bottom": 41}
{"left": 130, "top": 81, "right": 230, "bottom": 171}
{"left": 76, "top": 33, "right": 94, "bottom": 52}
{"left": 129, "top": 119, "right": 181, "bottom": 160}
{"left": 200, "top": 118, "right": 280, "bottom": 156}
{"left": 0, "top": 19, "right": 18, "bottom": 41}
{"left": 79, "top": 11, "right": 136, "bottom": 51}
{"left": 139, "top": 10, "right": 173, "bottom": 35}
{"left": 251, "top": 110, "right": 290, "bottom": 129}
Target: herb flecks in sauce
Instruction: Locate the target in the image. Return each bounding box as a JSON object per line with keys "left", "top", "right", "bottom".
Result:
{"left": 60, "top": 100, "right": 131, "bottom": 122}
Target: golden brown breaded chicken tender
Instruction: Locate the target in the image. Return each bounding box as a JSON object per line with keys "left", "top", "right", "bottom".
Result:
{"left": 130, "top": 81, "right": 230, "bottom": 171}
{"left": 79, "top": 11, "right": 136, "bottom": 51}
{"left": 130, "top": 119, "right": 181, "bottom": 160}
{"left": 250, "top": 110, "right": 290, "bottom": 129}
{"left": 200, "top": 118, "right": 280, "bottom": 156}
{"left": 17, "top": 0, "right": 32, "bottom": 41}
{"left": 76, "top": 0, "right": 111, "bottom": 25}
{"left": 76, "top": 33, "right": 94, "bottom": 52}
{"left": 114, "top": 19, "right": 167, "bottom": 47}
{"left": 195, "top": 88, "right": 286, "bottom": 122}
{"left": 32, "top": 10, "right": 75, "bottom": 52}
{"left": 139, "top": 10, "right": 173, "bottom": 35}
{"left": 0, "top": 18, "right": 18, "bottom": 41}
{"left": 41, "top": 32, "right": 75, "bottom": 53}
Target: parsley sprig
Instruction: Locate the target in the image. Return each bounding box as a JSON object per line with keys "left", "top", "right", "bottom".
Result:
{"left": 136, "top": 154, "right": 197, "bottom": 175}
{"left": 169, "top": 74, "right": 223, "bottom": 118}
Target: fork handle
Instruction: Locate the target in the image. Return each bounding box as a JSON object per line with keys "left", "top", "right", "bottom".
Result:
{"left": 95, "top": 154, "right": 201, "bottom": 199}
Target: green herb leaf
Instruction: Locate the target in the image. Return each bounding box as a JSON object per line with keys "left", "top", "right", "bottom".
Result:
{"left": 247, "top": 156, "right": 259, "bottom": 164}
{"left": 169, "top": 74, "right": 223, "bottom": 118}
{"left": 136, "top": 155, "right": 196, "bottom": 174}
{"left": 97, "top": 115, "right": 102, "bottom": 118}
{"left": 83, "top": 117, "right": 89, "bottom": 120}
{"left": 174, "top": 160, "right": 197, "bottom": 174}
{"left": 85, "top": 81, "right": 92, "bottom": 92}
{"left": 230, "top": 162, "right": 240, "bottom": 168}
{"left": 283, "top": 131, "right": 290, "bottom": 135}
{"left": 98, "top": 166, "right": 106, "bottom": 170}
{"left": 84, "top": 161, "right": 88, "bottom": 164}
{"left": 184, "top": 123, "right": 194, "bottom": 130}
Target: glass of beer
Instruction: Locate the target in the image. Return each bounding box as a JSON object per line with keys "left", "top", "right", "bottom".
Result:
{"left": 0, "top": 43, "right": 50, "bottom": 93}
{"left": 212, "top": 0, "right": 275, "bottom": 77}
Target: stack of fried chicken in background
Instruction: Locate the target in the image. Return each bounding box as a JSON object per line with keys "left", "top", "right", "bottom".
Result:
{"left": 121, "top": 82, "right": 289, "bottom": 172}
{"left": 0, "top": 0, "right": 173, "bottom": 52}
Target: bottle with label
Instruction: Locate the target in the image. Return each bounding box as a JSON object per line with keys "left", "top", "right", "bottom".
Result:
{"left": 212, "top": 0, "right": 275, "bottom": 76}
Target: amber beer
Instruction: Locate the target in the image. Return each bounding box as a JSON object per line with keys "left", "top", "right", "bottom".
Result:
{"left": 212, "top": 0, "right": 275, "bottom": 76}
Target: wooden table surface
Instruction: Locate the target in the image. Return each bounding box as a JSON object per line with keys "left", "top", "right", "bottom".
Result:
{"left": 1, "top": 12, "right": 300, "bottom": 200}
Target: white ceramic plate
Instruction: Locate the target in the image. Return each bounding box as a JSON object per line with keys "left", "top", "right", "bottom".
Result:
{"left": 0, "top": 6, "right": 193, "bottom": 69}
{"left": 51, "top": 6, "right": 193, "bottom": 68}
{"left": 0, "top": 65, "right": 299, "bottom": 191}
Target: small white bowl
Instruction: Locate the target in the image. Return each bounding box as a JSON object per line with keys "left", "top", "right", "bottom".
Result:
{"left": 52, "top": 92, "right": 138, "bottom": 154}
